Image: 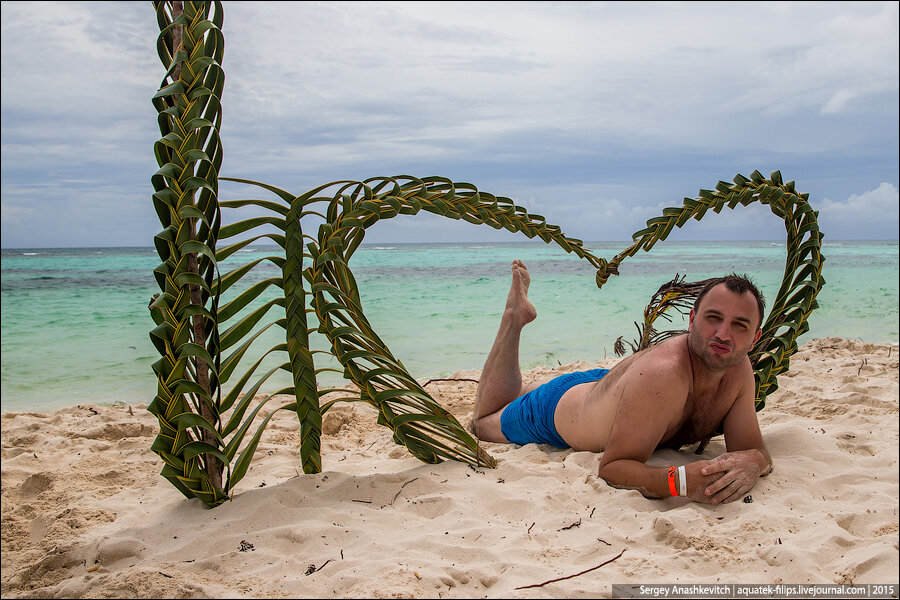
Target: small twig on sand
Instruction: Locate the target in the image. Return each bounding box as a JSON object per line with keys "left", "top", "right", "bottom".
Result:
{"left": 391, "top": 477, "right": 418, "bottom": 505}
{"left": 559, "top": 519, "right": 582, "bottom": 531}
{"left": 423, "top": 377, "right": 479, "bottom": 387}
{"left": 858, "top": 358, "right": 868, "bottom": 376}
{"left": 306, "top": 559, "right": 333, "bottom": 575}
{"left": 515, "top": 549, "right": 626, "bottom": 590}
{"left": 527, "top": 522, "right": 535, "bottom": 534}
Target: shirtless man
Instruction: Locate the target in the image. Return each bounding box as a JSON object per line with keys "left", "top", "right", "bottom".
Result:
{"left": 472, "top": 260, "right": 772, "bottom": 504}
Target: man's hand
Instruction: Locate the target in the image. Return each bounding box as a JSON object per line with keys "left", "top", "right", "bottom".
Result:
{"left": 696, "top": 449, "right": 768, "bottom": 504}
{"left": 681, "top": 461, "right": 727, "bottom": 503}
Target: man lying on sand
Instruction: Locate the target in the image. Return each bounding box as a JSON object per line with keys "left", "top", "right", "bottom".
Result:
{"left": 472, "top": 260, "right": 772, "bottom": 504}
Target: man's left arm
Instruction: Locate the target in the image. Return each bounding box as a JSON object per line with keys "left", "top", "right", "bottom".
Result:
{"left": 700, "top": 367, "right": 773, "bottom": 504}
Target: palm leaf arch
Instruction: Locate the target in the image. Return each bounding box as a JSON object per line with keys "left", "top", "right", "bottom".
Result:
{"left": 600, "top": 170, "right": 826, "bottom": 412}
{"left": 146, "top": 1, "right": 824, "bottom": 507}
{"left": 217, "top": 175, "right": 608, "bottom": 475}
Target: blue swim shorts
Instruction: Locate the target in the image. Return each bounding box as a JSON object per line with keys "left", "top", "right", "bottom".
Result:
{"left": 500, "top": 368, "right": 610, "bottom": 448}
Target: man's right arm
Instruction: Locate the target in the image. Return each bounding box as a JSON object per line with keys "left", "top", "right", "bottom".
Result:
{"left": 599, "top": 445, "right": 722, "bottom": 501}
{"left": 596, "top": 366, "right": 719, "bottom": 500}
{"left": 599, "top": 459, "right": 682, "bottom": 499}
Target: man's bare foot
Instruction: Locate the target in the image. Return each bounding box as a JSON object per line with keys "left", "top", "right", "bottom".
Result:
{"left": 505, "top": 259, "right": 537, "bottom": 327}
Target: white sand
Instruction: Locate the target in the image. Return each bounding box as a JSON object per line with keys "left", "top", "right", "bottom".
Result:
{"left": 2, "top": 337, "right": 898, "bottom": 598}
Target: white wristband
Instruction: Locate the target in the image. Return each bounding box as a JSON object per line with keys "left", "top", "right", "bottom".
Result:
{"left": 678, "top": 465, "right": 687, "bottom": 497}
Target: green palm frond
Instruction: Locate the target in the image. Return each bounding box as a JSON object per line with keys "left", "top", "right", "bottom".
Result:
{"left": 148, "top": 0, "right": 227, "bottom": 506}
{"left": 310, "top": 176, "right": 607, "bottom": 466}
{"left": 217, "top": 175, "right": 611, "bottom": 473}
{"left": 601, "top": 171, "right": 826, "bottom": 411}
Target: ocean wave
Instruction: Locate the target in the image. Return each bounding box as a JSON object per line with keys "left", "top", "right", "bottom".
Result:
{"left": 5, "top": 274, "right": 156, "bottom": 289}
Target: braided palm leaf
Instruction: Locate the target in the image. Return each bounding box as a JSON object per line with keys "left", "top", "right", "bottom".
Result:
{"left": 598, "top": 171, "right": 826, "bottom": 411}
{"left": 311, "top": 176, "right": 609, "bottom": 467}
{"left": 217, "top": 175, "right": 611, "bottom": 473}
{"left": 148, "top": 0, "right": 229, "bottom": 506}
{"left": 213, "top": 178, "right": 325, "bottom": 476}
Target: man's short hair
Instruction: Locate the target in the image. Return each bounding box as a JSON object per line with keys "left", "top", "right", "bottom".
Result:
{"left": 693, "top": 274, "right": 766, "bottom": 329}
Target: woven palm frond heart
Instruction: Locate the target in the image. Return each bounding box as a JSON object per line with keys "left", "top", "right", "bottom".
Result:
{"left": 147, "top": 1, "right": 823, "bottom": 507}
{"left": 604, "top": 170, "right": 825, "bottom": 413}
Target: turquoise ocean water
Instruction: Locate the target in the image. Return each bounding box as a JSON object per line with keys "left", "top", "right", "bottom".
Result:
{"left": 2, "top": 241, "right": 898, "bottom": 413}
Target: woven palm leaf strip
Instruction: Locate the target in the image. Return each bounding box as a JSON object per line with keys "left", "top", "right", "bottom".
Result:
{"left": 302, "top": 176, "right": 609, "bottom": 468}
{"left": 148, "top": 1, "right": 229, "bottom": 506}
{"left": 596, "top": 171, "right": 825, "bottom": 411}
{"left": 209, "top": 175, "right": 323, "bottom": 478}
{"left": 282, "top": 195, "right": 323, "bottom": 475}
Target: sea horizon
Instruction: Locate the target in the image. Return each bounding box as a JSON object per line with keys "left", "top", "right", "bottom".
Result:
{"left": 3, "top": 239, "right": 898, "bottom": 413}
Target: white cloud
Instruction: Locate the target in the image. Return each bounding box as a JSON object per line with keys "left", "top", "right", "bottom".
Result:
{"left": 821, "top": 89, "right": 862, "bottom": 115}
{"left": 818, "top": 183, "right": 900, "bottom": 239}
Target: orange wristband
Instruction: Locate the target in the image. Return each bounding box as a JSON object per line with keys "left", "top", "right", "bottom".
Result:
{"left": 667, "top": 465, "right": 678, "bottom": 497}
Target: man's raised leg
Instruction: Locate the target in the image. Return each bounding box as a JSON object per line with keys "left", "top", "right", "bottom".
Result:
{"left": 472, "top": 259, "right": 538, "bottom": 442}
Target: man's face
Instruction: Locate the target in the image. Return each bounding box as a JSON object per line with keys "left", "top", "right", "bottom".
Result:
{"left": 688, "top": 284, "right": 762, "bottom": 372}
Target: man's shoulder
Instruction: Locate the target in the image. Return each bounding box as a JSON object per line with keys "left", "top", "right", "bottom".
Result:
{"left": 641, "top": 336, "right": 690, "bottom": 372}
{"left": 620, "top": 338, "right": 692, "bottom": 390}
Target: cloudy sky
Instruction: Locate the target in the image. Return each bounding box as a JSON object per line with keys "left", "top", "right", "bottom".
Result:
{"left": 1, "top": 1, "right": 897, "bottom": 248}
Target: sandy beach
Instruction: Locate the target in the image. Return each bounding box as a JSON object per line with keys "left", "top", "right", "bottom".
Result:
{"left": 2, "top": 337, "right": 897, "bottom": 598}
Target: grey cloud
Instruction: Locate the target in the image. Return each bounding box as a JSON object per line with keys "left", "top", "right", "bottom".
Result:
{"left": 1, "top": 1, "right": 897, "bottom": 248}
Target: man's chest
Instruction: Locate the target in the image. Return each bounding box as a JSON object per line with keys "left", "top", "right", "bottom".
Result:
{"left": 664, "top": 394, "right": 732, "bottom": 449}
